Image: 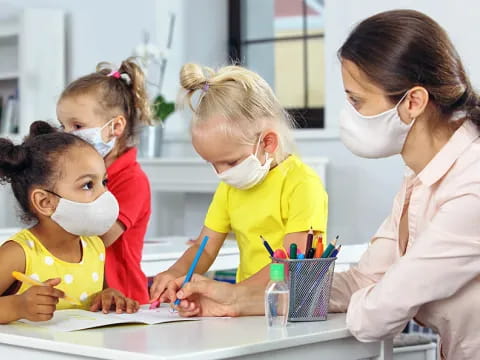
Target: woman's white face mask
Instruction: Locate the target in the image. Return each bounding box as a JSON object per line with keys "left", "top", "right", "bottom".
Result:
{"left": 339, "top": 92, "right": 415, "bottom": 158}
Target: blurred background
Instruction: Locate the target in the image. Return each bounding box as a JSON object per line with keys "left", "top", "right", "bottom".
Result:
{"left": 1, "top": 0, "right": 479, "bottom": 247}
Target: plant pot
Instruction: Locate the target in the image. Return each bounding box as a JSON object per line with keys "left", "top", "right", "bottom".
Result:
{"left": 138, "top": 125, "right": 163, "bottom": 158}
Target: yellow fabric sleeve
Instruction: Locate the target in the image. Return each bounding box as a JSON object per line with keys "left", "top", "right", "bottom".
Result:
{"left": 204, "top": 182, "right": 231, "bottom": 234}
{"left": 285, "top": 178, "right": 328, "bottom": 235}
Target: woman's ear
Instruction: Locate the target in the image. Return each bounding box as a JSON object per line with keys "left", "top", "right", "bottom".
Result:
{"left": 30, "top": 189, "right": 58, "bottom": 217}
{"left": 262, "top": 130, "right": 279, "bottom": 155}
{"left": 112, "top": 115, "right": 127, "bottom": 138}
{"left": 402, "top": 86, "right": 429, "bottom": 123}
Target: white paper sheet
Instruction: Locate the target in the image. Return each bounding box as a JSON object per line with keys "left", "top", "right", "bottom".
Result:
{"left": 19, "top": 306, "right": 201, "bottom": 332}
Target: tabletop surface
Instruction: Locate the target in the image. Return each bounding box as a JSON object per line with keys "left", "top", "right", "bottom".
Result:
{"left": 0, "top": 313, "right": 350, "bottom": 360}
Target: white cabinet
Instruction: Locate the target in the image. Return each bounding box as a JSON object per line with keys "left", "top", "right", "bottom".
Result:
{"left": 0, "top": 8, "right": 65, "bottom": 140}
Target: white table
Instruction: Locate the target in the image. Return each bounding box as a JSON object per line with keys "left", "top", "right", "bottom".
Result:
{"left": 141, "top": 237, "right": 240, "bottom": 277}
{"left": 0, "top": 314, "right": 392, "bottom": 360}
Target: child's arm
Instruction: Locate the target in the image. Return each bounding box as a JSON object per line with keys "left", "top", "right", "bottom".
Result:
{"left": 149, "top": 226, "right": 227, "bottom": 303}
{"left": 100, "top": 221, "right": 125, "bottom": 247}
{"left": 0, "top": 242, "right": 64, "bottom": 323}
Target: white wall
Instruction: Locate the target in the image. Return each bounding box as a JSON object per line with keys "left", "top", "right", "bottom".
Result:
{"left": 2, "top": 0, "right": 158, "bottom": 80}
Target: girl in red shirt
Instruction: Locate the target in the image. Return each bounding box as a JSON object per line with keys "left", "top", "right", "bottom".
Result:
{"left": 57, "top": 58, "right": 152, "bottom": 304}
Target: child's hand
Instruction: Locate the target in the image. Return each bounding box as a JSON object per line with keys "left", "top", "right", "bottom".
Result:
{"left": 90, "top": 288, "right": 139, "bottom": 314}
{"left": 17, "top": 278, "right": 64, "bottom": 322}
{"left": 149, "top": 270, "right": 180, "bottom": 306}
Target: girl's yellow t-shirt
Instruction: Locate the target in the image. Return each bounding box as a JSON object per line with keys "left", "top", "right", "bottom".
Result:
{"left": 10, "top": 229, "right": 105, "bottom": 309}
{"left": 204, "top": 154, "right": 328, "bottom": 282}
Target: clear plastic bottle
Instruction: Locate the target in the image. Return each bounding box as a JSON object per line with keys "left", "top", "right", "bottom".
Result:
{"left": 265, "top": 263, "right": 289, "bottom": 327}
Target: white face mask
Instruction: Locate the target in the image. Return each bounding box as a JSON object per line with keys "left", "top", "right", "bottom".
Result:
{"left": 72, "top": 119, "right": 116, "bottom": 158}
{"left": 339, "top": 92, "right": 415, "bottom": 158}
{"left": 214, "top": 136, "right": 273, "bottom": 190}
{"left": 48, "top": 190, "right": 119, "bottom": 236}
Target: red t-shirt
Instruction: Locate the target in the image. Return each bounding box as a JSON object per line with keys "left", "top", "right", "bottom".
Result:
{"left": 106, "top": 148, "right": 151, "bottom": 304}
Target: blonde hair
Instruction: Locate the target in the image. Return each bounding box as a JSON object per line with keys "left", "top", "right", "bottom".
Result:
{"left": 59, "top": 57, "right": 152, "bottom": 151}
{"left": 178, "top": 63, "right": 296, "bottom": 163}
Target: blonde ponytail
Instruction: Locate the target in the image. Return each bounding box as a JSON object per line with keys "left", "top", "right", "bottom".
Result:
{"left": 178, "top": 63, "right": 297, "bottom": 163}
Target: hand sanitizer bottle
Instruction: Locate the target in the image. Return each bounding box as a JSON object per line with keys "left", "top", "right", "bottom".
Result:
{"left": 265, "top": 263, "right": 289, "bottom": 327}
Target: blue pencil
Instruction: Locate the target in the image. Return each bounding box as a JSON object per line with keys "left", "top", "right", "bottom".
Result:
{"left": 329, "top": 245, "right": 342, "bottom": 258}
{"left": 173, "top": 235, "right": 209, "bottom": 306}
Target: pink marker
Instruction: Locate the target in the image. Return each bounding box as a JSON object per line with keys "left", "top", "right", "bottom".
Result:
{"left": 149, "top": 300, "right": 160, "bottom": 309}
{"left": 273, "top": 249, "right": 288, "bottom": 259}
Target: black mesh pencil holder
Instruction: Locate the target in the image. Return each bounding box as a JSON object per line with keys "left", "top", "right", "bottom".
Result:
{"left": 273, "top": 257, "right": 336, "bottom": 322}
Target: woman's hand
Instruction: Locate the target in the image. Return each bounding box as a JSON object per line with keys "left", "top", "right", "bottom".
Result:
{"left": 90, "top": 288, "right": 139, "bottom": 314}
{"left": 17, "top": 278, "right": 64, "bottom": 322}
{"left": 174, "top": 274, "right": 241, "bottom": 317}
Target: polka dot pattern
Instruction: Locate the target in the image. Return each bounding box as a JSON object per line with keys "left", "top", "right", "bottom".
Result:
{"left": 13, "top": 231, "right": 105, "bottom": 310}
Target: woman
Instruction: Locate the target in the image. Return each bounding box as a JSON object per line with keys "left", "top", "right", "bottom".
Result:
{"left": 170, "top": 10, "right": 480, "bottom": 359}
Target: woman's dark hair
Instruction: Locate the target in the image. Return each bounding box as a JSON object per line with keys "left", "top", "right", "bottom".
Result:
{"left": 339, "top": 9, "right": 480, "bottom": 129}
{"left": 0, "top": 121, "right": 91, "bottom": 223}
{"left": 59, "top": 57, "right": 153, "bottom": 151}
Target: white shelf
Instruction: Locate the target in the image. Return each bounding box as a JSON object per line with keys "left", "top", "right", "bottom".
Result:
{"left": 0, "top": 9, "right": 65, "bottom": 138}
{"left": 0, "top": 72, "right": 18, "bottom": 81}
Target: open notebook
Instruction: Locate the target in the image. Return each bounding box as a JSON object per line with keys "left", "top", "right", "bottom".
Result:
{"left": 18, "top": 305, "right": 222, "bottom": 332}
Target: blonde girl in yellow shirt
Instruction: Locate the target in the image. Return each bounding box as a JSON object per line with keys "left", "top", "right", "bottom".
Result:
{"left": 150, "top": 64, "right": 328, "bottom": 305}
{"left": 0, "top": 121, "right": 139, "bottom": 324}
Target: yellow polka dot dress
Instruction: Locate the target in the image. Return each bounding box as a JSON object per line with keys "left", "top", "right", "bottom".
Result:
{"left": 11, "top": 229, "right": 105, "bottom": 309}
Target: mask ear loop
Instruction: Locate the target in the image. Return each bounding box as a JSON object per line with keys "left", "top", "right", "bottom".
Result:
{"left": 42, "top": 188, "right": 62, "bottom": 215}
{"left": 110, "top": 119, "right": 115, "bottom": 138}
{"left": 395, "top": 91, "right": 417, "bottom": 126}
{"left": 43, "top": 189, "right": 62, "bottom": 198}
{"left": 100, "top": 118, "right": 117, "bottom": 143}
{"left": 394, "top": 90, "right": 410, "bottom": 110}
{"left": 254, "top": 133, "right": 270, "bottom": 164}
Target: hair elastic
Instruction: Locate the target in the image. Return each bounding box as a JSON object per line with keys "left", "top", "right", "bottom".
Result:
{"left": 107, "top": 70, "right": 121, "bottom": 79}
{"left": 202, "top": 82, "right": 210, "bottom": 92}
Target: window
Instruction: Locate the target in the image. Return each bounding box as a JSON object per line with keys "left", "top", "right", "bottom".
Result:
{"left": 229, "top": 0, "right": 325, "bottom": 128}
